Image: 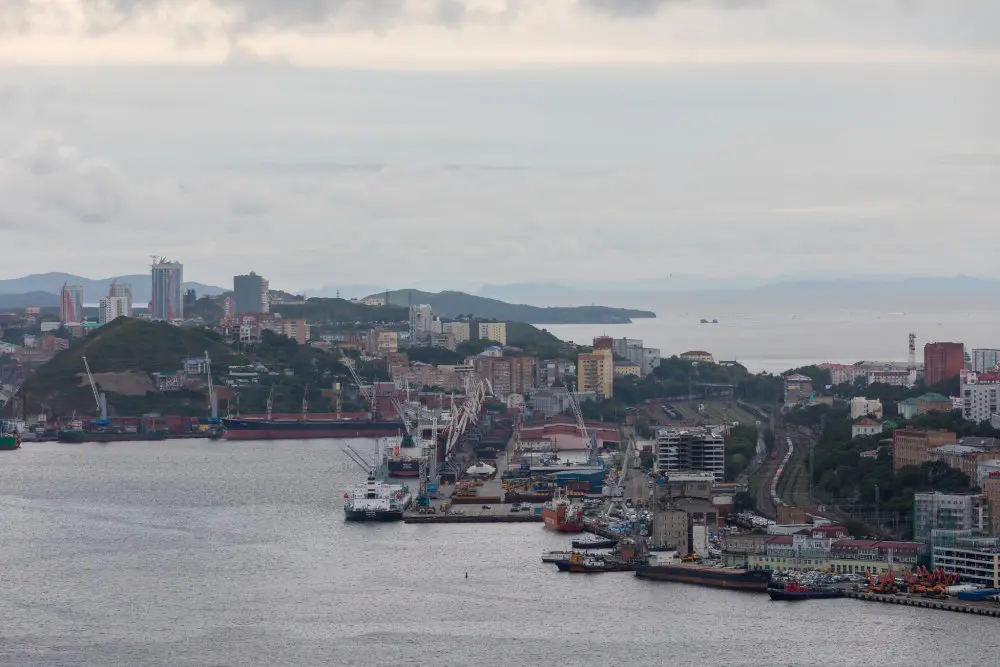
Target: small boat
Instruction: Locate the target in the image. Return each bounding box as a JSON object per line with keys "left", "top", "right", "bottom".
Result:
{"left": 767, "top": 580, "right": 843, "bottom": 601}
{"left": 555, "top": 553, "right": 637, "bottom": 573}
{"left": 542, "top": 550, "right": 575, "bottom": 564}
{"left": 572, "top": 538, "right": 618, "bottom": 549}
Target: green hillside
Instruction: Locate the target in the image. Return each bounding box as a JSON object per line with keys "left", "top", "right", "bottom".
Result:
{"left": 267, "top": 298, "right": 408, "bottom": 324}
{"left": 20, "top": 318, "right": 244, "bottom": 416}
{"left": 373, "top": 289, "right": 655, "bottom": 324}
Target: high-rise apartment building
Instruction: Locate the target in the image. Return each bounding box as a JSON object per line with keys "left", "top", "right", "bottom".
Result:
{"left": 233, "top": 271, "right": 269, "bottom": 315}
{"left": 410, "top": 304, "right": 434, "bottom": 334}
{"left": 924, "top": 342, "right": 965, "bottom": 386}
{"left": 150, "top": 259, "right": 184, "bottom": 320}
{"left": 655, "top": 426, "right": 726, "bottom": 481}
{"left": 478, "top": 322, "right": 508, "bottom": 346}
{"left": 59, "top": 283, "right": 84, "bottom": 324}
{"left": 281, "top": 318, "right": 310, "bottom": 344}
{"left": 108, "top": 282, "right": 133, "bottom": 315}
{"left": 98, "top": 296, "right": 130, "bottom": 323}
{"left": 577, "top": 348, "right": 613, "bottom": 398}
{"left": 442, "top": 321, "right": 470, "bottom": 344}
{"left": 961, "top": 372, "right": 1000, "bottom": 423}
{"left": 971, "top": 349, "right": 1000, "bottom": 373}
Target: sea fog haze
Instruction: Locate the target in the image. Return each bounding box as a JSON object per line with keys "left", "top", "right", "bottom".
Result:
{"left": 541, "top": 292, "right": 1000, "bottom": 374}
{"left": 1, "top": 439, "right": 997, "bottom": 667}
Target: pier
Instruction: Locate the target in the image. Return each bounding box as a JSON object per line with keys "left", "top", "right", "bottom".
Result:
{"left": 843, "top": 590, "right": 1000, "bottom": 617}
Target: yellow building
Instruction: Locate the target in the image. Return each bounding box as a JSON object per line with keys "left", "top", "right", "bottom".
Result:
{"left": 478, "top": 322, "right": 507, "bottom": 346}
{"left": 614, "top": 363, "right": 641, "bottom": 378}
{"left": 578, "top": 348, "right": 614, "bottom": 398}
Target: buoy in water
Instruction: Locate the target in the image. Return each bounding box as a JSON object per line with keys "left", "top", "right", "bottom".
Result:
{"left": 465, "top": 571, "right": 468, "bottom": 579}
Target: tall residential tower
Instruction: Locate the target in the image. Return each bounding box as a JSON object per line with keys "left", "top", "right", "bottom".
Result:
{"left": 150, "top": 258, "right": 184, "bottom": 320}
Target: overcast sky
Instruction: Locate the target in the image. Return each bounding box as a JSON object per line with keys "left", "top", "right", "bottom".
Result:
{"left": 0, "top": 0, "right": 997, "bottom": 292}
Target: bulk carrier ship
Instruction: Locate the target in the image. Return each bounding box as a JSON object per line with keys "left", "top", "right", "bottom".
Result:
{"left": 635, "top": 559, "right": 772, "bottom": 591}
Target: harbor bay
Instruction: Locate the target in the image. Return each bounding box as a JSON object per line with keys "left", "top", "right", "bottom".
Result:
{"left": 0, "top": 438, "right": 997, "bottom": 667}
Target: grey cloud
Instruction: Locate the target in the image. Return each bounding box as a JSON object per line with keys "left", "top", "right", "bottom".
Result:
{"left": 0, "top": 134, "right": 126, "bottom": 226}
{"left": 1, "top": 0, "right": 522, "bottom": 36}
{"left": 577, "top": 0, "right": 766, "bottom": 18}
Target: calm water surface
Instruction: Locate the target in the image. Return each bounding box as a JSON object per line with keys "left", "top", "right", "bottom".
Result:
{"left": 1, "top": 440, "right": 996, "bottom": 666}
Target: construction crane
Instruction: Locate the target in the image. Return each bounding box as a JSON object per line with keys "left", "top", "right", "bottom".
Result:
{"left": 82, "top": 356, "right": 107, "bottom": 421}
{"left": 605, "top": 429, "right": 636, "bottom": 519}
{"left": 342, "top": 358, "right": 377, "bottom": 414}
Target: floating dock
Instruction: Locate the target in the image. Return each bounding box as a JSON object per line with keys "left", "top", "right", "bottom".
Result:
{"left": 844, "top": 591, "right": 1000, "bottom": 617}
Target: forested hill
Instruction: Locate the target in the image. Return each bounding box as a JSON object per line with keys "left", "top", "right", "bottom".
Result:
{"left": 373, "top": 289, "right": 655, "bottom": 324}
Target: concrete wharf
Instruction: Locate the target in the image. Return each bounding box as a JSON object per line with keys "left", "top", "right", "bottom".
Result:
{"left": 843, "top": 590, "right": 1000, "bottom": 617}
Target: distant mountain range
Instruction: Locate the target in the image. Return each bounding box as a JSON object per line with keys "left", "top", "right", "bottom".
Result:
{"left": 0, "top": 273, "right": 226, "bottom": 306}
{"left": 373, "top": 289, "right": 655, "bottom": 324}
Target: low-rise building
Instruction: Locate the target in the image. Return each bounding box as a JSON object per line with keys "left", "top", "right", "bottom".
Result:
{"left": 867, "top": 369, "right": 916, "bottom": 387}
{"left": 893, "top": 429, "right": 957, "bottom": 471}
{"left": 897, "top": 397, "right": 919, "bottom": 420}
{"left": 850, "top": 397, "right": 883, "bottom": 420}
{"left": 748, "top": 531, "right": 921, "bottom": 575}
{"left": 614, "top": 363, "right": 641, "bottom": 377}
{"left": 915, "top": 392, "right": 954, "bottom": 415}
{"left": 680, "top": 351, "right": 714, "bottom": 363}
{"left": 851, "top": 417, "right": 883, "bottom": 439}
{"left": 783, "top": 373, "right": 813, "bottom": 405}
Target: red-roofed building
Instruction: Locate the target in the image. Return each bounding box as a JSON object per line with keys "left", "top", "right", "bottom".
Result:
{"left": 751, "top": 535, "right": 922, "bottom": 573}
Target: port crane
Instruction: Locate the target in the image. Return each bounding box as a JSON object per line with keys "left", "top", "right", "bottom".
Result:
{"left": 342, "top": 358, "right": 377, "bottom": 414}
{"left": 82, "top": 356, "right": 107, "bottom": 421}
{"left": 204, "top": 351, "right": 219, "bottom": 422}
{"left": 604, "top": 428, "right": 636, "bottom": 520}
{"left": 566, "top": 382, "right": 598, "bottom": 464}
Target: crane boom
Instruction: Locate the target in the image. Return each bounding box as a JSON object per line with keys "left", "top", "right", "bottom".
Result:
{"left": 81, "top": 356, "right": 105, "bottom": 419}
{"left": 342, "top": 358, "right": 376, "bottom": 413}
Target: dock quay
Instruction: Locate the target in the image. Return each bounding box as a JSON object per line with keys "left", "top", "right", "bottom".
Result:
{"left": 404, "top": 512, "right": 541, "bottom": 523}
{"left": 584, "top": 524, "right": 621, "bottom": 540}
{"left": 843, "top": 590, "right": 1000, "bottom": 616}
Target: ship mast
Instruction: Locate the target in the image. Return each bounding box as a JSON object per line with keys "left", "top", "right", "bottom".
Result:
{"left": 266, "top": 384, "right": 274, "bottom": 420}
{"left": 301, "top": 385, "right": 309, "bottom": 421}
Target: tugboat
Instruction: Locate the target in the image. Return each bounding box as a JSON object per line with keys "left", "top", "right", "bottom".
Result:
{"left": 768, "top": 580, "right": 843, "bottom": 601}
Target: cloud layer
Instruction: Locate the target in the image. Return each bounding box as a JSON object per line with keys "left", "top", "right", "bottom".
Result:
{"left": 0, "top": 0, "right": 997, "bottom": 67}
{"left": 1, "top": 65, "right": 997, "bottom": 290}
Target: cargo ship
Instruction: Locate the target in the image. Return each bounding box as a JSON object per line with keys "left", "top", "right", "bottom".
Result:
{"left": 386, "top": 433, "right": 422, "bottom": 477}
{"left": 767, "top": 580, "right": 842, "bottom": 601}
{"left": 57, "top": 419, "right": 168, "bottom": 443}
{"left": 343, "top": 476, "right": 413, "bottom": 521}
{"left": 635, "top": 560, "right": 772, "bottom": 591}
{"left": 541, "top": 490, "right": 585, "bottom": 532}
{"left": 221, "top": 416, "right": 405, "bottom": 440}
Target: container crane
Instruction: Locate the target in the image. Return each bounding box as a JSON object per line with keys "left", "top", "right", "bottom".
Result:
{"left": 82, "top": 356, "right": 107, "bottom": 421}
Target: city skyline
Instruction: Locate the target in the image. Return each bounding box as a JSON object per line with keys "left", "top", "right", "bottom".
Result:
{"left": 0, "top": 1, "right": 996, "bottom": 286}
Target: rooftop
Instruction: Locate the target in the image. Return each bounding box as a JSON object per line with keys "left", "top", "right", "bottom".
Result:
{"left": 784, "top": 373, "right": 813, "bottom": 382}
{"left": 958, "top": 437, "right": 1000, "bottom": 449}
{"left": 930, "top": 444, "right": 987, "bottom": 456}
{"left": 854, "top": 417, "right": 880, "bottom": 426}
{"left": 917, "top": 392, "right": 951, "bottom": 402}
